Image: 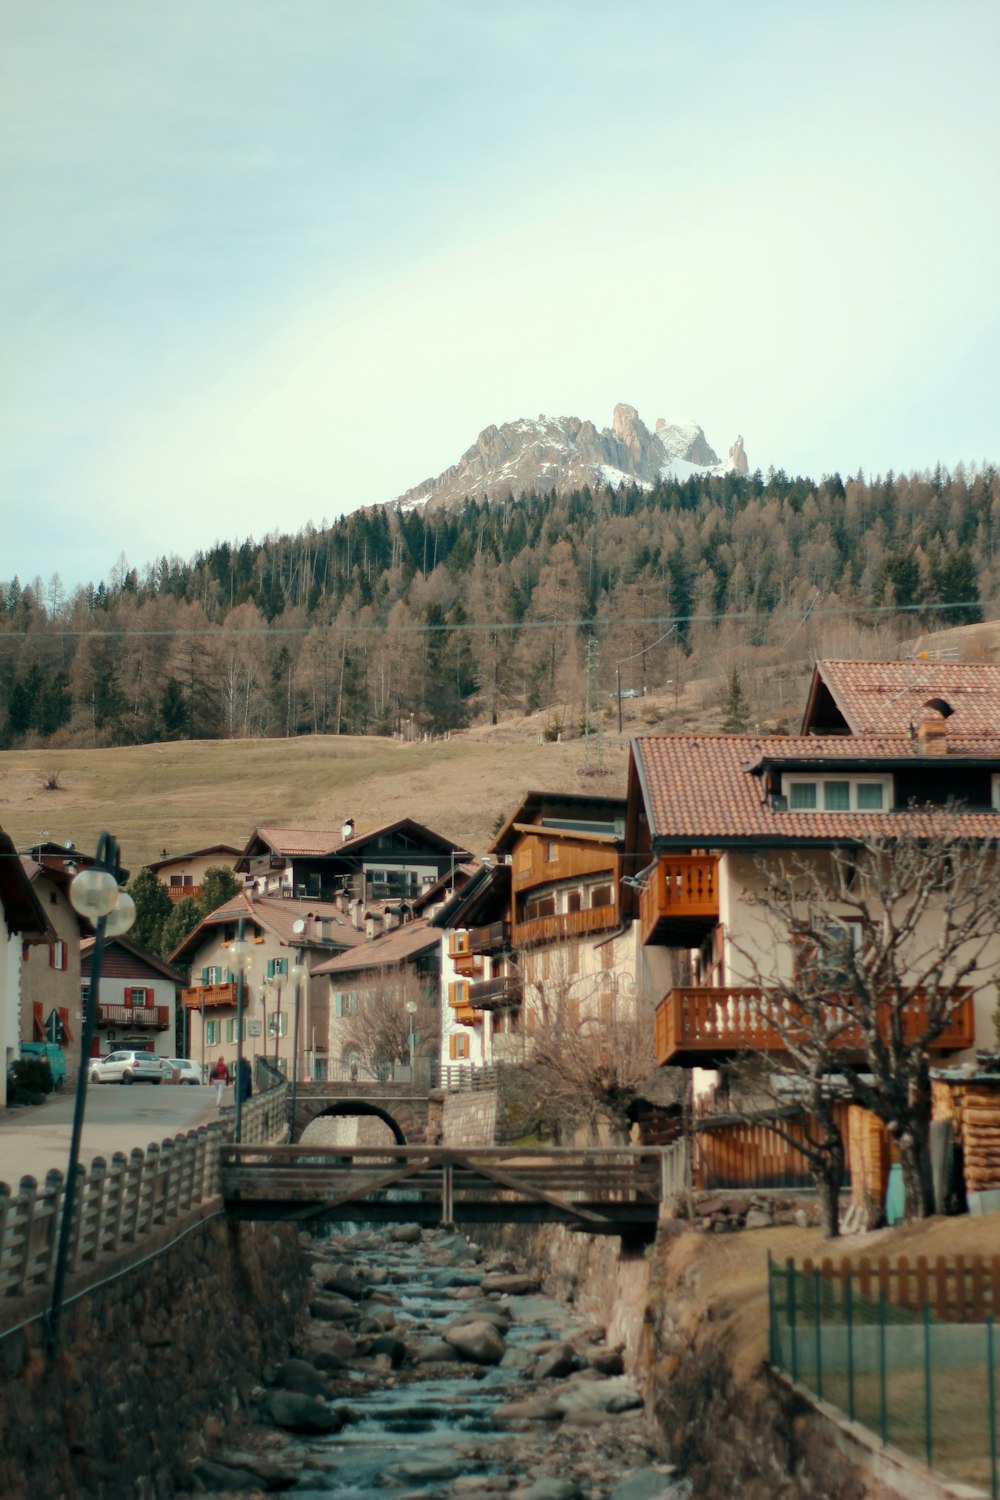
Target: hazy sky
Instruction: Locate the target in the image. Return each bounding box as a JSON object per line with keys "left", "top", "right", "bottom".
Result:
{"left": 3, "top": 1, "right": 998, "bottom": 592}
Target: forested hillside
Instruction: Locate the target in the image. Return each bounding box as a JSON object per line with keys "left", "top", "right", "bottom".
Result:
{"left": 2, "top": 464, "right": 996, "bottom": 749}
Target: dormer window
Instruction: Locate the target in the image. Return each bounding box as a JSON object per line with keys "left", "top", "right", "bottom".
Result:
{"left": 782, "top": 774, "right": 891, "bottom": 812}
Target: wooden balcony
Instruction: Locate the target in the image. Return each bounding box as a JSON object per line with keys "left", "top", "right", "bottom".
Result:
{"left": 469, "top": 975, "right": 522, "bottom": 1010}
{"left": 166, "top": 884, "right": 203, "bottom": 904}
{"left": 467, "top": 921, "right": 510, "bottom": 955}
{"left": 96, "top": 1004, "right": 170, "bottom": 1031}
{"left": 512, "top": 904, "right": 618, "bottom": 948}
{"left": 181, "top": 982, "right": 238, "bottom": 1012}
{"left": 640, "top": 856, "right": 719, "bottom": 946}
{"left": 654, "top": 986, "right": 976, "bottom": 1067}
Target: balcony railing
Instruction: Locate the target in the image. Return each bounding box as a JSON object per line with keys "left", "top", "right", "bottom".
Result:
{"left": 467, "top": 921, "right": 510, "bottom": 955}
{"left": 654, "top": 985, "right": 976, "bottom": 1067}
{"left": 512, "top": 904, "right": 617, "bottom": 948}
{"left": 181, "top": 982, "right": 238, "bottom": 1012}
{"left": 166, "top": 884, "right": 203, "bottom": 904}
{"left": 96, "top": 1004, "right": 170, "bottom": 1030}
{"left": 640, "top": 856, "right": 719, "bottom": 944}
{"left": 468, "top": 975, "right": 522, "bottom": 1010}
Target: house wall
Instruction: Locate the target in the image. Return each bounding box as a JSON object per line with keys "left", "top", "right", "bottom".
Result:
{"left": 185, "top": 928, "right": 318, "bottom": 1082}
{"left": 155, "top": 851, "right": 238, "bottom": 892}
{"left": 719, "top": 849, "right": 1000, "bottom": 1061}
{"left": 441, "top": 933, "right": 490, "bottom": 1069}
{"left": 20, "top": 873, "right": 82, "bottom": 1068}
{"left": 0, "top": 929, "right": 18, "bottom": 1108}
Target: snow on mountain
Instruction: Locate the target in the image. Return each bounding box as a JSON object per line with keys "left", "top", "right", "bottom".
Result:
{"left": 391, "top": 404, "right": 748, "bottom": 514}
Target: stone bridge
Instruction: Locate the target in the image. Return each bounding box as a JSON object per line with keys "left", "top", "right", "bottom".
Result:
{"left": 290, "top": 1081, "right": 438, "bottom": 1145}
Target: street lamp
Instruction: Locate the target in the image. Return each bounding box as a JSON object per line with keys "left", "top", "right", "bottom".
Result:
{"left": 227, "top": 928, "right": 253, "bottom": 1143}
{"left": 48, "top": 832, "right": 134, "bottom": 1355}
{"left": 289, "top": 955, "right": 308, "bottom": 1141}
{"left": 406, "top": 999, "right": 417, "bottom": 1076}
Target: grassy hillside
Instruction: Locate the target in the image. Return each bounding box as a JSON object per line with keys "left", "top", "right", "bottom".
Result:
{"left": 0, "top": 724, "right": 628, "bottom": 870}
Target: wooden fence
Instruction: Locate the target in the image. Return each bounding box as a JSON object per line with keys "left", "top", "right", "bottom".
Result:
{"left": 694, "top": 1102, "right": 854, "bottom": 1192}
{"left": 801, "top": 1252, "right": 1000, "bottom": 1322}
{"left": 0, "top": 1086, "right": 287, "bottom": 1308}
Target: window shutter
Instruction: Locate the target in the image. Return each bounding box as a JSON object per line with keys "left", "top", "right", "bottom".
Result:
{"left": 201, "top": 967, "right": 209, "bottom": 983}
{"left": 449, "top": 1035, "right": 457, "bottom": 1059}
{"left": 123, "top": 986, "right": 132, "bottom": 1007}
{"left": 277, "top": 957, "right": 287, "bottom": 976}
{"left": 335, "top": 994, "right": 343, "bottom": 1018}
{"left": 267, "top": 959, "right": 275, "bottom": 978}
{"left": 146, "top": 987, "right": 154, "bottom": 1004}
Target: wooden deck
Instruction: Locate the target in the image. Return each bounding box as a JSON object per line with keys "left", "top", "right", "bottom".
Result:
{"left": 655, "top": 986, "right": 976, "bottom": 1066}
{"left": 220, "top": 1144, "right": 666, "bottom": 1236}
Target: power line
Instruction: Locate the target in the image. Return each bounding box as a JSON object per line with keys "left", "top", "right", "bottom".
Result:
{"left": 0, "top": 597, "right": 995, "bottom": 643}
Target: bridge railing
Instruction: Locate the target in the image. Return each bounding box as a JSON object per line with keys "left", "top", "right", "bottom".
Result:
{"left": 0, "top": 1083, "right": 289, "bottom": 1314}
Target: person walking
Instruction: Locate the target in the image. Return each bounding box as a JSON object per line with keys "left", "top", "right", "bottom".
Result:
{"left": 209, "top": 1055, "right": 229, "bottom": 1107}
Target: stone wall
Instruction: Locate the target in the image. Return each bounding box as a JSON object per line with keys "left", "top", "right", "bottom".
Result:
{"left": 0, "top": 1209, "right": 308, "bottom": 1500}
{"left": 436, "top": 1088, "right": 498, "bottom": 1146}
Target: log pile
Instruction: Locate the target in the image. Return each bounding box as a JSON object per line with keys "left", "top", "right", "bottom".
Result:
{"left": 933, "top": 1077, "right": 1000, "bottom": 1192}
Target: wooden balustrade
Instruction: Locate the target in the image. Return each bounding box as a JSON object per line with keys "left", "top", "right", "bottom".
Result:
{"left": 640, "top": 855, "right": 719, "bottom": 944}
{"left": 512, "top": 904, "right": 617, "bottom": 948}
{"left": 181, "top": 981, "right": 238, "bottom": 1011}
{"left": 0, "top": 1085, "right": 287, "bottom": 1308}
{"left": 655, "top": 985, "right": 976, "bottom": 1066}
{"left": 96, "top": 1003, "right": 170, "bottom": 1030}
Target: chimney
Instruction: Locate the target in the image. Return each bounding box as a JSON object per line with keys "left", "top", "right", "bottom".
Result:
{"left": 916, "top": 711, "right": 947, "bottom": 756}
{"left": 341, "top": 817, "right": 355, "bottom": 842}
{"left": 350, "top": 898, "right": 364, "bottom": 930}
{"left": 366, "top": 911, "right": 383, "bottom": 940}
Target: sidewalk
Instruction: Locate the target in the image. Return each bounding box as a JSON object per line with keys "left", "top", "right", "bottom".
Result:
{"left": 0, "top": 1088, "right": 220, "bottom": 1193}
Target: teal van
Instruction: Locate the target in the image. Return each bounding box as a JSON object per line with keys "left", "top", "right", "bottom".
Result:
{"left": 19, "top": 1042, "right": 67, "bottom": 1090}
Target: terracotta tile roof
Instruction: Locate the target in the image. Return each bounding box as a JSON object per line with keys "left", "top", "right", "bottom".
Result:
{"left": 168, "top": 893, "right": 366, "bottom": 963}
{"left": 632, "top": 733, "right": 1000, "bottom": 844}
{"left": 806, "top": 660, "right": 1000, "bottom": 736}
{"left": 312, "top": 918, "right": 439, "bottom": 976}
{"left": 250, "top": 828, "right": 346, "bottom": 857}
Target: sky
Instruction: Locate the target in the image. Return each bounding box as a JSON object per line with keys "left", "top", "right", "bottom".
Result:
{"left": 2, "top": 0, "right": 998, "bottom": 593}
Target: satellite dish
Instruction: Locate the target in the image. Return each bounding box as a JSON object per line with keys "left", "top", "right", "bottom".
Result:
{"left": 292, "top": 919, "right": 306, "bottom": 934}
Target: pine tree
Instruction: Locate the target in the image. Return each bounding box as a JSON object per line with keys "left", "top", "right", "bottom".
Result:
{"left": 721, "top": 668, "right": 751, "bottom": 733}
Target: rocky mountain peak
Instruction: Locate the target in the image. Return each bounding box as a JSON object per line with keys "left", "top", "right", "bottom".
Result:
{"left": 393, "top": 404, "right": 748, "bottom": 514}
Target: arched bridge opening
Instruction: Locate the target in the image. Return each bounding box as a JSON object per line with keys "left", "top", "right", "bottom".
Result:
{"left": 299, "top": 1102, "right": 407, "bottom": 1147}
{"left": 291, "top": 1083, "right": 436, "bottom": 1146}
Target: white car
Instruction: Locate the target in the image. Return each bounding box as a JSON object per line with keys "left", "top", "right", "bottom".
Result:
{"left": 89, "top": 1050, "right": 167, "bottom": 1086}
{"left": 166, "top": 1057, "right": 203, "bottom": 1086}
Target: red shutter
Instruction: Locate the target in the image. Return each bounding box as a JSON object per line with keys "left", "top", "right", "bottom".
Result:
{"left": 123, "top": 987, "right": 133, "bottom": 1008}
{"left": 146, "top": 987, "right": 154, "bottom": 1004}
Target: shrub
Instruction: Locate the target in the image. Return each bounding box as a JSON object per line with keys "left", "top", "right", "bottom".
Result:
{"left": 7, "top": 1057, "right": 55, "bottom": 1106}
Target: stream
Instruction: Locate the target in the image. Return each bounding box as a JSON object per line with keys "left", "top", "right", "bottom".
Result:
{"left": 197, "top": 1222, "right": 688, "bottom": 1500}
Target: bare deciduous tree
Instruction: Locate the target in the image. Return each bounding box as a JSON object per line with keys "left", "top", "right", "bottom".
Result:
{"left": 733, "top": 829, "right": 1000, "bottom": 1222}
{"left": 519, "top": 946, "right": 666, "bottom": 1144}
{"left": 342, "top": 965, "right": 436, "bottom": 1082}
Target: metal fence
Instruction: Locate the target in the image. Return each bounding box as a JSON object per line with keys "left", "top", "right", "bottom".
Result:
{"left": 768, "top": 1255, "right": 999, "bottom": 1497}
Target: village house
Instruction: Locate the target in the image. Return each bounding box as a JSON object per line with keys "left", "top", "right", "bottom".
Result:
{"left": 146, "top": 844, "right": 242, "bottom": 903}
{"left": 80, "top": 936, "right": 185, "bottom": 1061}
{"left": 312, "top": 912, "right": 442, "bottom": 1082}
{"left": 169, "top": 891, "right": 366, "bottom": 1081}
{"left": 234, "top": 818, "right": 470, "bottom": 906}
{"left": 0, "top": 830, "right": 51, "bottom": 1107}
{"left": 19, "top": 844, "right": 89, "bottom": 1079}
{"left": 625, "top": 658, "right": 1000, "bottom": 1071}
{"left": 437, "top": 862, "right": 514, "bottom": 1072}
{"left": 475, "top": 792, "right": 644, "bottom": 1061}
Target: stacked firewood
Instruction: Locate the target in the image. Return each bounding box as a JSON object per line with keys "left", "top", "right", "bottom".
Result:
{"left": 933, "top": 1078, "right": 1000, "bottom": 1192}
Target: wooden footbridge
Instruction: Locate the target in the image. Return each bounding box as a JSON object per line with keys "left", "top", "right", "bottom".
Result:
{"left": 220, "top": 1143, "right": 680, "bottom": 1237}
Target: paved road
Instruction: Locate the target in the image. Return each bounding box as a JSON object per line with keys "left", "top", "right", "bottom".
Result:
{"left": 0, "top": 1081, "right": 224, "bottom": 1191}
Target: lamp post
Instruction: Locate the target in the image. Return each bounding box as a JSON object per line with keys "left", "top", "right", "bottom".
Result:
{"left": 289, "top": 954, "right": 308, "bottom": 1141}
{"left": 47, "top": 832, "right": 135, "bottom": 1355}
{"left": 406, "top": 998, "right": 417, "bottom": 1078}
{"left": 227, "top": 925, "right": 253, "bottom": 1144}
{"left": 265, "top": 970, "right": 285, "bottom": 1067}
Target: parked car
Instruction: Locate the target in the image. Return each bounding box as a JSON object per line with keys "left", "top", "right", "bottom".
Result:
{"left": 89, "top": 1050, "right": 167, "bottom": 1086}
{"left": 166, "top": 1057, "right": 203, "bottom": 1085}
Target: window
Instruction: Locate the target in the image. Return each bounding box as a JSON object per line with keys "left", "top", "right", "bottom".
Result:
{"left": 449, "top": 1033, "right": 470, "bottom": 1059}
{"left": 590, "top": 883, "right": 613, "bottom": 908}
{"left": 126, "top": 987, "right": 150, "bottom": 1007}
{"left": 334, "top": 992, "right": 358, "bottom": 1018}
{"left": 783, "top": 775, "right": 890, "bottom": 812}
{"left": 524, "top": 894, "right": 556, "bottom": 921}
{"left": 565, "top": 889, "right": 582, "bottom": 914}
{"left": 50, "top": 940, "right": 67, "bottom": 971}
{"left": 225, "top": 1018, "right": 245, "bottom": 1043}
{"left": 266, "top": 957, "right": 288, "bottom": 978}
{"left": 544, "top": 841, "right": 557, "bottom": 863}
{"left": 206, "top": 1020, "right": 220, "bottom": 1045}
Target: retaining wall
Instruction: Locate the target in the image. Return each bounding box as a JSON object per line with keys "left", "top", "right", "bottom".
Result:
{"left": 0, "top": 1210, "right": 308, "bottom": 1500}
